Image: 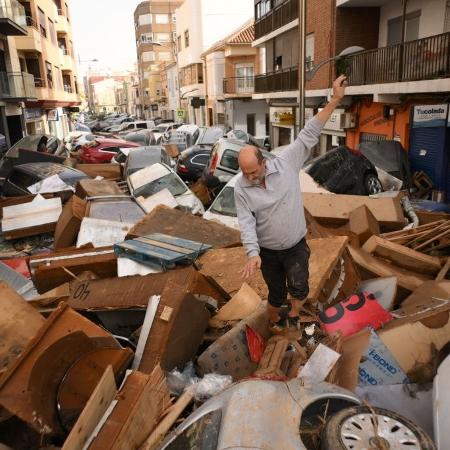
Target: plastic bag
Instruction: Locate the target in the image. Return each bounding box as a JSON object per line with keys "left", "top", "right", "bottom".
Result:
{"left": 189, "top": 373, "right": 233, "bottom": 401}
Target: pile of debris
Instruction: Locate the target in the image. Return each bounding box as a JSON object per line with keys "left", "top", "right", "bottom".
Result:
{"left": 0, "top": 181, "right": 448, "bottom": 449}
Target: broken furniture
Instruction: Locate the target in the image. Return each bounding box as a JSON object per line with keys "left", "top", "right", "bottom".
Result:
{"left": 0, "top": 303, "right": 133, "bottom": 436}
{"left": 114, "top": 233, "right": 211, "bottom": 271}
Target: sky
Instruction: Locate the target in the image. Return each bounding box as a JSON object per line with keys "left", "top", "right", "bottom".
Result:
{"left": 70, "top": 0, "right": 141, "bottom": 74}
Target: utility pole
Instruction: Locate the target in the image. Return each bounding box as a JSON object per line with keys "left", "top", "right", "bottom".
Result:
{"left": 298, "top": 0, "right": 306, "bottom": 132}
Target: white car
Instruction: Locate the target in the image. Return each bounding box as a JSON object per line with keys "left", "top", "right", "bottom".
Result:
{"left": 63, "top": 131, "right": 98, "bottom": 151}
{"left": 128, "top": 162, "right": 205, "bottom": 215}
{"left": 203, "top": 169, "right": 328, "bottom": 230}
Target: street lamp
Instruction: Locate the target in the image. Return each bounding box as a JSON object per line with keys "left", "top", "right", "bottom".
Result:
{"left": 305, "top": 46, "right": 365, "bottom": 81}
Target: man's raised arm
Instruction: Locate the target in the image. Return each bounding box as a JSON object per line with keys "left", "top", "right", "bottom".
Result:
{"left": 280, "top": 75, "right": 348, "bottom": 170}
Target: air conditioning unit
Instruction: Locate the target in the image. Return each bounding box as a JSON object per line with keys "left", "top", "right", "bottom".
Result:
{"left": 339, "top": 113, "right": 356, "bottom": 129}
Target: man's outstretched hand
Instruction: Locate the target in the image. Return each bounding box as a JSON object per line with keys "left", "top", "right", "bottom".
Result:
{"left": 241, "top": 255, "right": 261, "bottom": 279}
{"left": 332, "top": 75, "right": 348, "bottom": 102}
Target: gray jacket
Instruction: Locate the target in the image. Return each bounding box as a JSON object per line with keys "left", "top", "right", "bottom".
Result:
{"left": 234, "top": 117, "right": 323, "bottom": 257}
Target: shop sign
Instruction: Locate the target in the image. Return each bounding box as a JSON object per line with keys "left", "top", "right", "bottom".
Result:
{"left": 25, "top": 108, "right": 43, "bottom": 121}
{"left": 270, "top": 107, "right": 295, "bottom": 126}
{"left": 177, "top": 109, "right": 186, "bottom": 119}
{"left": 47, "top": 109, "right": 59, "bottom": 121}
{"left": 412, "top": 104, "right": 448, "bottom": 128}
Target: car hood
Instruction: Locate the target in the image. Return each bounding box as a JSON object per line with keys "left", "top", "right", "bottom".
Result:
{"left": 176, "top": 190, "right": 205, "bottom": 215}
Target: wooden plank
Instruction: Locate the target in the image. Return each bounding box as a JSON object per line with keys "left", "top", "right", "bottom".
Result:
{"left": 348, "top": 205, "right": 380, "bottom": 245}
{"left": 363, "top": 235, "right": 442, "bottom": 275}
{"left": 381, "top": 221, "right": 445, "bottom": 239}
{"left": 348, "top": 246, "right": 431, "bottom": 292}
{"left": 127, "top": 205, "right": 241, "bottom": 249}
{"left": 413, "top": 228, "right": 450, "bottom": 251}
{"left": 407, "top": 222, "right": 450, "bottom": 247}
{"left": 141, "top": 391, "right": 194, "bottom": 450}
{"left": 436, "top": 258, "right": 450, "bottom": 281}
{"left": 0, "top": 282, "right": 45, "bottom": 373}
{"left": 62, "top": 366, "right": 117, "bottom": 450}
{"left": 302, "top": 192, "right": 405, "bottom": 228}
{"left": 89, "top": 367, "right": 172, "bottom": 450}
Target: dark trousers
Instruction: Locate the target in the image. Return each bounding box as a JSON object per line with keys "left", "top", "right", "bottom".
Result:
{"left": 260, "top": 238, "right": 310, "bottom": 308}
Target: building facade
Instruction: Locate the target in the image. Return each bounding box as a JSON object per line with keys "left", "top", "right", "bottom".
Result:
{"left": 252, "top": 0, "right": 300, "bottom": 147}
{"left": 11, "top": 0, "right": 81, "bottom": 139}
{"left": 134, "top": 0, "right": 181, "bottom": 120}
{"left": 175, "top": 0, "right": 254, "bottom": 126}
{"left": 202, "top": 20, "right": 269, "bottom": 139}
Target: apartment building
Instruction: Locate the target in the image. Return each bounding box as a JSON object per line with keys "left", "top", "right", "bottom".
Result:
{"left": 252, "top": 0, "right": 300, "bottom": 147}
{"left": 175, "top": 0, "right": 253, "bottom": 125}
{"left": 87, "top": 72, "right": 138, "bottom": 116}
{"left": 0, "top": 0, "right": 35, "bottom": 146}
{"left": 134, "top": 0, "right": 181, "bottom": 120}
{"left": 202, "top": 20, "right": 269, "bottom": 139}
{"left": 305, "top": 0, "right": 450, "bottom": 199}
{"left": 8, "top": 0, "right": 81, "bottom": 139}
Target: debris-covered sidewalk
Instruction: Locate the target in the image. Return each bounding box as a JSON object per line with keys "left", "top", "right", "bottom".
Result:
{"left": 0, "top": 176, "right": 448, "bottom": 450}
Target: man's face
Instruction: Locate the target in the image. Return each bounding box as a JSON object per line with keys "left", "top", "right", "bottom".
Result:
{"left": 242, "top": 159, "right": 266, "bottom": 185}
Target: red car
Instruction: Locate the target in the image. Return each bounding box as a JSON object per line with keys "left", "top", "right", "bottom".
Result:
{"left": 77, "top": 138, "right": 140, "bottom": 164}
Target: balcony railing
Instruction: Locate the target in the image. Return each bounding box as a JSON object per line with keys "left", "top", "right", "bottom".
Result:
{"left": 342, "top": 32, "right": 450, "bottom": 86}
{"left": 255, "top": 0, "right": 298, "bottom": 40}
{"left": 0, "top": 72, "right": 37, "bottom": 99}
{"left": 63, "top": 84, "right": 73, "bottom": 93}
{"left": 223, "top": 76, "right": 255, "bottom": 95}
{"left": 0, "top": 0, "right": 27, "bottom": 34}
{"left": 34, "top": 77, "right": 45, "bottom": 88}
{"left": 26, "top": 15, "right": 38, "bottom": 30}
{"left": 255, "top": 66, "right": 298, "bottom": 93}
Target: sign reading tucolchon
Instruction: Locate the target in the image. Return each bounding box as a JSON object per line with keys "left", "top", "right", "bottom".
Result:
{"left": 412, "top": 104, "right": 448, "bottom": 128}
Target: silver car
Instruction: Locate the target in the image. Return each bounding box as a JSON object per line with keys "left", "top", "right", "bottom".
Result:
{"left": 157, "top": 379, "right": 435, "bottom": 450}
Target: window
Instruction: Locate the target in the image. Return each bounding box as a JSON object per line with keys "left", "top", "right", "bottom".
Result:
{"left": 54, "top": 66, "right": 62, "bottom": 90}
{"left": 305, "top": 33, "right": 314, "bottom": 71}
{"left": 155, "top": 14, "right": 169, "bottom": 24}
{"left": 158, "top": 52, "right": 172, "bottom": 61}
{"left": 38, "top": 8, "right": 47, "bottom": 38}
{"left": 191, "top": 154, "right": 210, "bottom": 166}
{"left": 155, "top": 33, "right": 170, "bottom": 43}
{"left": 177, "top": 35, "right": 182, "bottom": 51}
{"left": 255, "top": 0, "right": 271, "bottom": 19}
{"left": 142, "top": 51, "right": 155, "bottom": 62}
{"left": 101, "top": 147, "right": 121, "bottom": 153}
{"left": 45, "top": 61, "right": 53, "bottom": 88}
{"left": 141, "top": 33, "right": 153, "bottom": 43}
{"left": 387, "top": 10, "right": 421, "bottom": 45}
{"left": 172, "top": 14, "right": 176, "bottom": 23}
{"left": 184, "top": 30, "right": 189, "bottom": 48}
{"left": 48, "top": 19, "right": 56, "bottom": 45}
{"left": 138, "top": 14, "right": 152, "bottom": 26}
{"left": 220, "top": 149, "right": 239, "bottom": 171}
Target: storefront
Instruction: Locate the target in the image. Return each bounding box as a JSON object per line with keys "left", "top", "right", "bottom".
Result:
{"left": 270, "top": 106, "right": 296, "bottom": 147}
{"left": 25, "top": 108, "right": 46, "bottom": 135}
{"left": 317, "top": 108, "right": 346, "bottom": 155}
{"left": 409, "top": 104, "right": 450, "bottom": 201}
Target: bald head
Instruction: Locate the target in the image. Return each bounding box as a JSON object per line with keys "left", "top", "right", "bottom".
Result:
{"left": 239, "top": 145, "right": 266, "bottom": 185}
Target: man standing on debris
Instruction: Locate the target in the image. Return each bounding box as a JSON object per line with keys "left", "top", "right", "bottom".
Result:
{"left": 235, "top": 75, "right": 347, "bottom": 333}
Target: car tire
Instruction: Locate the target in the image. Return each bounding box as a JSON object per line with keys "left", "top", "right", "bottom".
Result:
{"left": 364, "top": 173, "right": 383, "bottom": 195}
{"left": 321, "top": 406, "right": 435, "bottom": 450}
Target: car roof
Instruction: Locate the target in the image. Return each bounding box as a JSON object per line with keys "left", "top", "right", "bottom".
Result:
{"left": 94, "top": 137, "right": 138, "bottom": 145}
{"left": 181, "top": 145, "right": 212, "bottom": 156}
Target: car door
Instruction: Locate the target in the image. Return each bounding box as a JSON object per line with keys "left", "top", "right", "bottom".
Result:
{"left": 190, "top": 152, "right": 210, "bottom": 176}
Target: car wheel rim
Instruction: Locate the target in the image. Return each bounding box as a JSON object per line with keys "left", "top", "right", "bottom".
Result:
{"left": 339, "top": 413, "right": 421, "bottom": 449}
{"left": 368, "top": 178, "right": 382, "bottom": 194}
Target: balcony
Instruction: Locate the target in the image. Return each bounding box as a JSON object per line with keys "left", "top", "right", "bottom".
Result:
{"left": 255, "top": 66, "right": 298, "bottom": 93}
{"left": 0, "top": 72, "right": 37, "bottom": 100}
{"left": 55, "top": 14, "right": 70, "bottom": 34}
{"left": 15, "top": 17, "right": 42, "bottom": 52}
{"left": 255, "top": 0, "right": 298, "bottom": 41}
{"left": 223, "top": 77, "right": 255, "bottom": 96}
{"left": 0, "top": 0, "right": 27, "bottom": 35}
{"left": 342, "top": 32, "right": 450, "bottom": 86}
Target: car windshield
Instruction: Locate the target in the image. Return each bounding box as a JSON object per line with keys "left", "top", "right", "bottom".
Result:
{"left": 133, "top": 173, "right": 187, "bottom": 198}
{"left": 210, "top": 186, "right": 237, "bottom": 216}
{"left": 5, "top": 135, "right": 50, "bottom": 158}
{"left": 198, "top": 128, "right": 223, "bottom": 145}
{"left": 154, "top": 125, "right": 170, "bottom": 133}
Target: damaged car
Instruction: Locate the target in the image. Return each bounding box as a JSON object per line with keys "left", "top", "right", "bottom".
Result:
{"left": 128, "top": 162, "right": 205, "bottom": 215}
{"left": 306, "top": 146, "right": 383, "bottom": 196}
